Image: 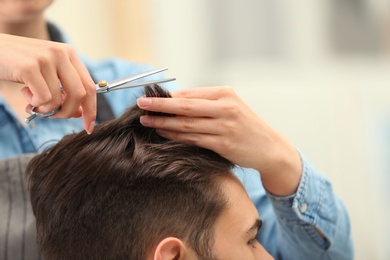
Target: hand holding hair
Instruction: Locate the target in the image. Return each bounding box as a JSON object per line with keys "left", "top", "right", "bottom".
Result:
{"left": 137, "top": 86, "right": 302, "bottom": 196}
{"left": 0, "top": 33, "right": 96, "bottom": 133}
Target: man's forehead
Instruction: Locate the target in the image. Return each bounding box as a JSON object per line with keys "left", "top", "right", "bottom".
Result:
{"left": 221, "top": 175, "right": 253, "bottom": 206}
{"left": 218, "top": 176, "right": 260, "bottom": 229}
{"left": 211, "top": 176, "right": 261, "bottom": 257}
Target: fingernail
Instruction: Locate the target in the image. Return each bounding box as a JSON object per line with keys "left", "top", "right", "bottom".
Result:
{"left": 137, "top": 97, "right": 152, "bottom": 108}
{"left": 140, "top": 116, "right": 152, "bottom": 125}
{"left": 86, "top": 121, "right": 95, "bottom": 135}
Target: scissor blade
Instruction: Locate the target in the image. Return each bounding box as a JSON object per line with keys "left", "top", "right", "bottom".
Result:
{"left": 108, "top": 67, "right": 168, "bottom": 89}
{"left": 103, "top": 77, "right": 176, "bottom": 92}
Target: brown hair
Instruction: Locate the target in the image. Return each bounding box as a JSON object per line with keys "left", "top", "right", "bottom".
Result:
{"left": 26, "top": 85, "right": 235, "bottom": 259}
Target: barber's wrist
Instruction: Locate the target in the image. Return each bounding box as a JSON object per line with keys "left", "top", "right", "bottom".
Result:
{"left": 259, "top": 143, "right": 302, "bottom": 197}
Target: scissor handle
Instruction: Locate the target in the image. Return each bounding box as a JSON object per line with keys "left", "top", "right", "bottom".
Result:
{"left": 25, "top": 106, "right": 62, "bottom": 124}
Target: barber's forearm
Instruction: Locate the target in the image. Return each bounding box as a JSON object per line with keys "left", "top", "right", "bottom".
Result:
{"left": 257, "top": 137, "right": 302, "bottom": 197}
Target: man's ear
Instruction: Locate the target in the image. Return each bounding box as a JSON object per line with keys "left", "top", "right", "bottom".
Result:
{"left": 153, "top": 237, "right": 188, "bottom": 260}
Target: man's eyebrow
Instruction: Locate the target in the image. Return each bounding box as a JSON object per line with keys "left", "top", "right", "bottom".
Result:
{"left": 244, "top": 218, "right": 263, "bottom": 236}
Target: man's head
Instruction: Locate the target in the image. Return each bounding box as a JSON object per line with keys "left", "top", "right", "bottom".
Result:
{"left": 26, "top": 85, "right": 272, "bottom": 259}
{"left": 0, "top": 0, "right": 53, "bottom": 24}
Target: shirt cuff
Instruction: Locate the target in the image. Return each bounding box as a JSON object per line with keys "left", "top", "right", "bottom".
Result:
{"left": 267, "top": 152, "right": 338, "bottom": 249}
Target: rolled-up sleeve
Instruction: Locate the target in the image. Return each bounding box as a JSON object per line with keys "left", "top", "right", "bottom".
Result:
{"left": 235, "top": 153, "right": 354, "bottom": 260}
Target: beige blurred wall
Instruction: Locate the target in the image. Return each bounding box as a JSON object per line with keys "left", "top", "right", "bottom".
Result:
{"left": 47, "top": 1, "right": 390, "bottom": 259}
{"left": 46, "top": 0, "right": 153, "bottom": 62}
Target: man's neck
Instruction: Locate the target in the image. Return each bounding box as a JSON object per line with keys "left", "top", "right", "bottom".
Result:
{"left": 0, "top": 15, "right": 49, "bottom": 40}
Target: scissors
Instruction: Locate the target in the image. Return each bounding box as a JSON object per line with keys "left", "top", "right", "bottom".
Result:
{"left": 24, "top": 67, "right": 175, "bottom": 123}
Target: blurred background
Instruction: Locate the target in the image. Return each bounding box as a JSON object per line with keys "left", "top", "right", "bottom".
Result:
{"left": 47, "top": 0, "right": 390, "bottom": 259}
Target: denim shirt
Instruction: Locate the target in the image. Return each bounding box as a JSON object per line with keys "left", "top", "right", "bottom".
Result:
{"left": 0, "top": 25, "right": 353, "bottom": 259}
{"left": 243, "top": 154, "right": 354, "bottom": 259}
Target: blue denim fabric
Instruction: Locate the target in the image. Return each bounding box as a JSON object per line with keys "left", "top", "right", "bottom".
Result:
{"left": 237, "top": 153, "right": 354, "bottom": 259}
{"left": 0, "top": 25, "right": 353, "bottom": 259}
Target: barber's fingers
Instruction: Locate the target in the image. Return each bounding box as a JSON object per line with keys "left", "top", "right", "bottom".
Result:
{"left": 20, "top": 46, "right": 95, "bottom": 132}
{"left": 137, "top": 86, "right": 243, "bottom": 117}
{"left": 33, "top": 66, "right": 63, "bottom": 113}
{"left": 53, "top": 61, "right": 85, "bottom": 118}
{"left": 138, "top": 97, "right": 223, "bottom": 117}
{"left": 69, "top": 51, "right": 96, "bottom": 132}
{"left": 0, "top": 35, "right": 96, "bottom": 132}
{"left": 54, "top": 60, "right": 95, "bottom": 133}
{"left": 140, "top": 116, "right": 223, "bottom": 135}
{"left": 18, "top": 66, "right": 55, "bottom": 110}
{"left": 15, "top": 42, "right": 92, "bottom": 116}
{"left": 20, "top": 87, "right": 33, "bottom": 105}
{"left": 154, "top": 128, "right": 242, "bottom": 166}
{"left": 46, "top": 46, "right": 96, "bottom": 133}
{"left": 170, "top": 86, "right": 235, "bottom": 100}
{"left": 50, "top": 45, "right": 96, "bottom": 131}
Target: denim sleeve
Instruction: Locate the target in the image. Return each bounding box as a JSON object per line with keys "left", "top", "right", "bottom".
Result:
{"left": 236, "top": 153, "right": 354, "bottom": 260}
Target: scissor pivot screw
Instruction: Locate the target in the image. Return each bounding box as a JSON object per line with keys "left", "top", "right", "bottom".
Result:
{"left": 98, "top": 80, "right": 107, "bottom": 87}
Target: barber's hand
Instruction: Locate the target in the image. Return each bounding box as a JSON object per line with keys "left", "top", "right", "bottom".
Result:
{"left": 0, "top": 33, "right": 96, "bottom": 133}
{"left": 137, "top": 86, "right": 302, "bottom": 196}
